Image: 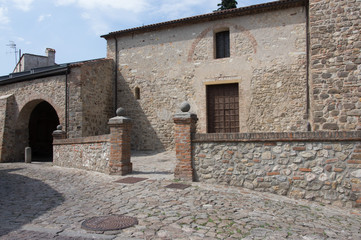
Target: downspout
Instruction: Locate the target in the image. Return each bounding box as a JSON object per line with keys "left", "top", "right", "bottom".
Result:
{"left": 114, "top": 37, "right": 118, "bottom": 114}
{"left": 305, "top": 2, "right": 311, "bottom": 131}
{"left": 65, "top": 66, "right": 69, "bottom": 136}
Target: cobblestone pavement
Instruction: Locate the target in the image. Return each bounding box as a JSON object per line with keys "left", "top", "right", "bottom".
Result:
{"left": 0, "top": 151, "right": 360, "bottom": 240}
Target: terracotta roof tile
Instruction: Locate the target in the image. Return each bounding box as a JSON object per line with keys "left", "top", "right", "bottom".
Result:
{"left": 101, "top": 0, "right": 307, "bottom": 39}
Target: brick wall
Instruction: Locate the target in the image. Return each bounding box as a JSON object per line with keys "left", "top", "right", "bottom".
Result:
{"left": 192, "top": 131, "right": 361, "bottom": 208}
{"left": 174, "top": 113, "right": 197, "bottom": 181}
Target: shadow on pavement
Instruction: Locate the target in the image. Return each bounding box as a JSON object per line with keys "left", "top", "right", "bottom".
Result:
{"left": 0, "top": 168, "right": 65, "bottom": 237}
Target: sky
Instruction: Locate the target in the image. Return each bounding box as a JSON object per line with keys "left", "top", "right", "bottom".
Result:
{"left": 0, "top": 0, "right": 273, "bottom": 76}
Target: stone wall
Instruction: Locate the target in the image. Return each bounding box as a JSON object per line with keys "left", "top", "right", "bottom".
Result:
{"left": 309, "top": 0, "right": 361, "bottom": 131}
{"left": 0, "top": 75, "right": 66, "bottom": 125}
{"left": 192, "top": 132, "right": 361, "bottom": 208}
{"left": 67, "top": 59, "right": 115, "bottom": 138}
{"left": 106, "top": 6, "right": 307, "bottom": 150}
{"left": 81, "top": 59, "right": 114, "bottom": 137}
{"left": 0, "top": 75, "right": 66, "bottom": 162}
{"left": 0, "top": 94, "right": 16, "bottom": 162}
{"left": 67, "top": 67, "right": 82, "bottom": 138}
{"left": 0, "top": 58, "right": 114, "bottom": 162}
{"left": 53, "top": 110, "right": 133, "bottom": 175}
{"left": 53, "top": 135, "right": 111, "bottom": 173}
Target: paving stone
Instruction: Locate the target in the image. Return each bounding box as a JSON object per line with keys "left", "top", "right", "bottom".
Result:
{"left": 0, "top": 152, "right": 361, "bottom": 240}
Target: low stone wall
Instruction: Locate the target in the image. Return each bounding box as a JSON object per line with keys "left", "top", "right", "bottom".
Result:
{"left": 53, "top": 135, "right": 111, "bottom": 173}
{"left": 192, "top": 131, "right": 361, "bottom": 208}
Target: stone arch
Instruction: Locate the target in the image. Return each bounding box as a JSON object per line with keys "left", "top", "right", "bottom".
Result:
{"left": 17, "top": 95, "right": 63, "bottom": 122}
{"left": 15, "top": 99, "right": 61, "bottom": 161}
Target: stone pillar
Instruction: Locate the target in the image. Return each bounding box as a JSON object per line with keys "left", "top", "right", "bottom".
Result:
{"left": 173, "top": 102, "right": 197, "bottom": 181}
{"left": 52, "top": 125, "right": 66, "bottom": 140}
{"left": 25, "top": 147, "right": 31, "bottom": 163}
{"left": 108, "top": 108, "right": 132, "bottom": 175}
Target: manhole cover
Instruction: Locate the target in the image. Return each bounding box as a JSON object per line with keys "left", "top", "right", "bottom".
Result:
{"left": 115, "top": 177, "right": 148, "bottom": 184}
{"left": 165, "top": 183, "right": 190, "bottom": 190}
{"left": 81, "top": 215, "right": 138, "bottom": 231}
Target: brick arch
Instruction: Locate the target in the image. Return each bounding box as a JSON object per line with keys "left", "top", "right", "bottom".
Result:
{"left": 187, "top": 22, "right": 257, "bottom": 62}
{"left": 14, "top": 98, "right": 62, "bottom": 161}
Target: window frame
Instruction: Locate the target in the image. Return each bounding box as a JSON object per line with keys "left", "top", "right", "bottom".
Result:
{"left": 214, "top": 29, "right": 230, "bottom": 59}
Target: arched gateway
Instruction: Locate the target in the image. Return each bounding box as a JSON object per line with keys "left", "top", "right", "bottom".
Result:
{"left": 16, "top": 100, "right": 60, "bottom": 162}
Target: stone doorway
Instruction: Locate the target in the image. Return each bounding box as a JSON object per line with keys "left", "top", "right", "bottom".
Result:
{"left": 28, "top": 101, "right": 59, "bottom": 161}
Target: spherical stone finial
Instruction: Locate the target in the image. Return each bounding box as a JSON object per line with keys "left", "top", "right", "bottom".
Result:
{"left": 57, "top": 125, "right": 62, "bottom": 131}
{"left": 116, "top": 107, "right": 126, "bottom": 117}
{"left": 180, "top": 101, "right": 191, "bottom": 112}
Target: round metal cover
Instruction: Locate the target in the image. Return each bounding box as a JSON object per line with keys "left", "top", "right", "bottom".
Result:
{"left": 81, "top": 215, "right": 138, "bottom": 231}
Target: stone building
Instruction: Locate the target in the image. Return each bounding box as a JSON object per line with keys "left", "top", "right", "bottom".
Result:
{"left": 13, "top": 48, "right": 56, "bottom": 73}
{"left": 101, "top": 0, "right": 360, "bottom": 151}
{"left": 0, "top": 49, "right": 114, "bottom": 162}
{"left": 0, "top": 0, "right": 360, "bottom": 161}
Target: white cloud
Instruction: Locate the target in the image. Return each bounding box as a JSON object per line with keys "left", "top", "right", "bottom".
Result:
{"left": 55, "top": 0, "right": 76, "bottom": 5}
{"left": 56, "top": 0, "right": 149, "bottom": 13}
{"left": 154, "top": 0, "right": 219, "bottom": 20}
{"left": 55, "top": 0, "right": 150, "bottom": 35}
{"left": 38, "top": 14, "right": 52, "bottom": 22}
{"left": 81, "top": 12, "right": 110, "bottom": 35}
{"left": 12, "top": 0, "right": 34, "bottom": 11}
{"left": 54, "top": 0, "right": 269, "bottom": 36}
{"left": 0, "top": 6, "right": 9, "bottom": 24}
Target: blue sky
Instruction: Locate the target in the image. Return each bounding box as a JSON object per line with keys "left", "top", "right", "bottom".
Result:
{"left": 0, "top": 0, "right": 272, "bottom": 76}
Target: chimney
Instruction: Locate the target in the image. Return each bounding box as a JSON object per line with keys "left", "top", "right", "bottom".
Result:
{"left": 46, "top": 48, "right": 56, "bottom": 65}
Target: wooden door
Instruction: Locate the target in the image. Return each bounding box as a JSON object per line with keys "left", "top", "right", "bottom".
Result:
{"left": 207, "top": 83, "right": 239, "bottom": 133}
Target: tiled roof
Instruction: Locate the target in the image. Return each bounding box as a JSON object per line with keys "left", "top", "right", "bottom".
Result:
{"left": 0, "top": 58, "right": 107, "bottom": 85}
{"left": 101, "top": 0, "right": 307, "bottom": 39}
{"left": 68, "top": 58, "right": 111, "bottom": 67}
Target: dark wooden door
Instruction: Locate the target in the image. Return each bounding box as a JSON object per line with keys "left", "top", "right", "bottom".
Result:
{"left": 207, "top": 83, "right": 239, "bottom": 133}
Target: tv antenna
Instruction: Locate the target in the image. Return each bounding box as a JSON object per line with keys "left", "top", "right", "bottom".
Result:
{"left": 6, "top": 41, "right": 19, "bottom": 65}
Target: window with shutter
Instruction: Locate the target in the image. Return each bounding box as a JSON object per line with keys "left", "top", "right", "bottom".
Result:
{"left": 215, "top": 31, "right": 230, "bottom": 59}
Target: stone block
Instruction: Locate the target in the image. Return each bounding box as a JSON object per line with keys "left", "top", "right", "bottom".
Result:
{"left": 322, "top": 123, "right": 339, "bottom": 130}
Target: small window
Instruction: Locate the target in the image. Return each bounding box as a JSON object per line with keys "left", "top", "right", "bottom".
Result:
{"left": 215, "top": 30, "right": 230, "bottom": 59}
{"left": 135, "top": 87, "right": 140, "bottom": 100}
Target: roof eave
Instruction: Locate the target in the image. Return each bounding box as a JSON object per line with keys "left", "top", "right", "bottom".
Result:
{"left": 0, "top": 66, "right": 69, "bottom": 86}
{"left": 101, "top": 0, "right": 307, "bottom": 39}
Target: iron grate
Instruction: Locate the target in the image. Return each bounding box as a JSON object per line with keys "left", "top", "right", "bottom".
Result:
{"left": 115, "top": 177, "right": 148, "bottom": 184}
{"left": 81, "top": 215, "right": 138, "bottom": 231}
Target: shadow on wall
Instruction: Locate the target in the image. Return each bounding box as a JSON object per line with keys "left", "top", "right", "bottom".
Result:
{"left": 118, "top": 73, "right": 165, "bottom": 151}
{"left": 0, "top": 168, "right": 65, "bottom": 237}
{"left": 1, "top": 95, "right": 18, "bottom": 162}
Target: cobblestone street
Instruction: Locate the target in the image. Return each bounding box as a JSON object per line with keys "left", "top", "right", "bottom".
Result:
{"left": 0, "top": 152, "right": 360, "bottom": 240}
